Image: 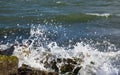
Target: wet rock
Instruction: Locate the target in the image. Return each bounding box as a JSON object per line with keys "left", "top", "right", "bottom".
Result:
{"left": 60, "top": 64, "right": 75, "bottom": 74}
{"left": 51, "top": 61, "right": 59, "bottom": 73}
{"left": 63, "top": 58, "right": 67, "bottom": 63}
{"left": 73, "top": 66, "right": 82, "bottom": 75}
{"left": 90, "top": 61, "right": 95, "bottom": 65}
{"left": 73, "top": 58, "right": 84, "bottom": 65}
{"left": 63, "top": 72, "right": 73, "bottom": 75}
{"left": 18, "top": 64, "right": 32, "bottom": 75}
{"left": 8, "top": 56, "right": 19, "bottom": 74}
{"left": 66, "top": 58, "right": 77, "bottom": 64}
{"left": 39, "top": 70, "right": 48, "bottom": 75}
{"left": 48, "top": 72, "right": 59, "bottom": 75}
{"left": 44, "top": 61, "right": 51, "bottom": 68}
{"left": 0, "top": 55, "right": 8, "bottom": 75}
{"left": 57, "top": 58, "right": 62, "bottom": 63}
{"left": 0, "top": 55, "right": 18, "bottom": 75}
{"left": 18, "top": 64, "right": 59, "bottom": 75}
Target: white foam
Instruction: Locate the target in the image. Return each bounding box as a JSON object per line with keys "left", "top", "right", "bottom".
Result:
{"left": 56, "top": 1, "right": 62, "bottom": 4}
{"left": 0, "top": 44, "right": 12, "bottom": 51}
{"left": 13, "top": 41, "right": 120, "bottom": 75}
{"left": 0, "top": 44, "right": 8, "bottom": 51}
{"left": 12, "top": 25, "right": 120, "bottom": 75}
{"left": 86, "top": 13, "right": 111, "bottom": 17}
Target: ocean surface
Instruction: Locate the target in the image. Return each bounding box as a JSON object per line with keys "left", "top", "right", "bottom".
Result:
{"left": 1, "top": 0, "right": 120, "bottom": 75}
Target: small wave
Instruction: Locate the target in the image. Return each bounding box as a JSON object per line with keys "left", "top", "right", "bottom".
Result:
{"left": 0, "top": 13, "right": 110, "bottom": 24}
{"left": 86, "top": 13, "right": 111, "bottom": 18}
{"left": 51, "top": 14, "right": 108, "bottom": 23}
{"left": 55, "top": 1, "right": 67, "bottom": 5}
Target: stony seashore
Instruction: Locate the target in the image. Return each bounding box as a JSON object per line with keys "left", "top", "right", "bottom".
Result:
{"left": 0, "top": 54, "right": 84, "bottom": 75}
{"left": 0, "top": 44, "right": 96, "bottom": 75}
{"left": 0, "top": 55, "right": 59, "bottom": 75}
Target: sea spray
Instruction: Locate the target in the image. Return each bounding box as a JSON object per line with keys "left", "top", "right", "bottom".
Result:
{"left": 1, "top": 0, "right": 120, "bottom": 74}
{"left": 12, "top": 24, "right": 120, "bottom": 75}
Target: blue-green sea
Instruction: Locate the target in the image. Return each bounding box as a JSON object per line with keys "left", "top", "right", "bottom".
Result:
{"left": 1, "top": 0, "right": 120, "bottom": 74}
{"left": 1, "top": 0, "right": 120, "bottom": 48}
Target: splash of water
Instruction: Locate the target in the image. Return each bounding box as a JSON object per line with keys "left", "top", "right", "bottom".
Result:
{"left": 12, "top": 24, "right": 120, "bottom": 75}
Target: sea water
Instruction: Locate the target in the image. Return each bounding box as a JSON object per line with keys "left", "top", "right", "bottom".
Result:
{"left": 0, "top": 0, "right": 120, "bottom": 75}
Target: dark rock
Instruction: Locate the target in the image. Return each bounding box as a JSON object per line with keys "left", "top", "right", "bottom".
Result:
{"left": 0, "top": 55, "right": 18, "bottom": 75}
{"left": 60, "top": 64, "right": 75, "bottom": 74}
{"left": 57, "top": 58, "right": 62, "bottom": 63}
{"left": 40, "top": 71, "right": 48, "bottom": 75}
{"left": 8, "top": 56, "right": 19, "bottom": 74}
{"left": 18, "top": 64, "right": 32, "bottom": 75}
{"left": 51, "top": 61, "right": 59, "bottom": 73}
{"left": 44, "top": 61, "right": 51, "bottom": 68}
{"left": 73, "top": 58, "right": 83, "bottom": 65}
{"left": 63, "top": 58, "right": 67, "bottom": 63}
{"left": 90, "top": 61, "right": 95, "bottom": 65}
{"left": 18, "top": 64, "right": 59, "bottom": 75}
{"left": 66, "top": 58, "right": 77, "bottom": 64}
{"left": 0, "top": 55, "right": 8, "bottom": 75}
{"left": 0, "top": 54, "right": 60, "bottom": 75}
{"left": 73, "top": 66, "right": 82, "bottom": 75}
{"left": 48, "top": 72, "right": 58, "bottom": 75}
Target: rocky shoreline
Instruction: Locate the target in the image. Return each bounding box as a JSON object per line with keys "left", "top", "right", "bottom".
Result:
{"left": 0, "top": 55, "right": 59, "bottom": 75}
{"left": 0, "top": 45, "right": 96, "bottom": 75}
{"left": 0, "top": 54, "right": 85, "bottom": 75}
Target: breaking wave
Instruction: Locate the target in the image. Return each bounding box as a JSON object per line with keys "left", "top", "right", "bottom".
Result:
{"left": 11, "top": 24, "right": 120, "bottom": 75}
{"left": 86, "top": 13, "right": 111, "bottom": 18}
{"left": 0, "top": 13, "right": 112, "bottom": 24}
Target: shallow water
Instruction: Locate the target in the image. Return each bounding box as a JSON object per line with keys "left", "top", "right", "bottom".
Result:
{"left": 1, "top": 0, "right": 120, "bottom": 75}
